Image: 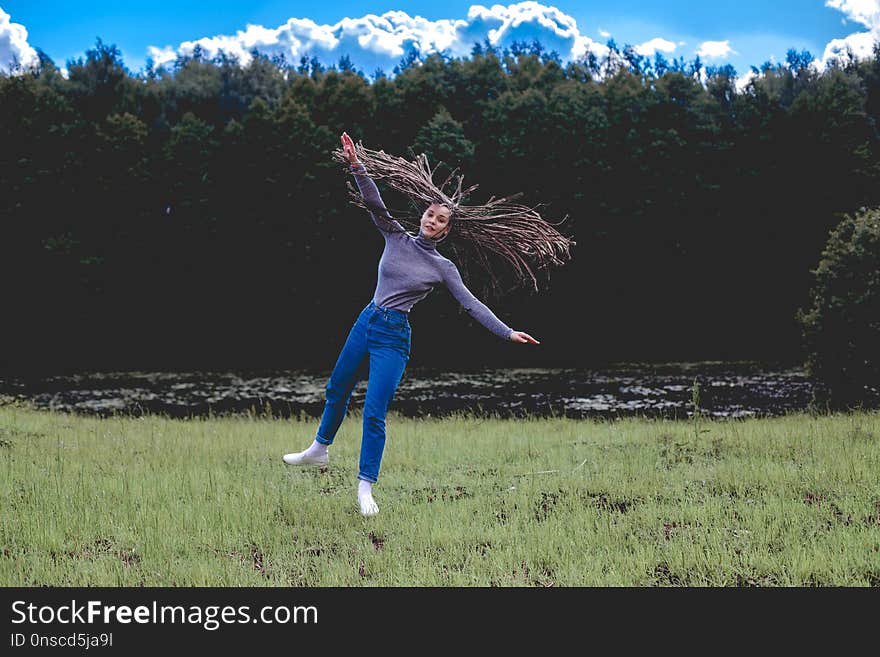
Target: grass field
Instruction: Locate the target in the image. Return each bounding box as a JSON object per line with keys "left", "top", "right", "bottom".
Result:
{"left": 1, "top": 402, "right": 879, "bottom": 586}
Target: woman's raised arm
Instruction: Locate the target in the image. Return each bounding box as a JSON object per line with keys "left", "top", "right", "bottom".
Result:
{"left": 341, "top": 132, "right": 406, "bottom": 235}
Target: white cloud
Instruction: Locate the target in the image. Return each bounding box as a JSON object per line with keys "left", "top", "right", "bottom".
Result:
{"left": 146, "top": 2, "right": 614, "bottom": 74}
{"left": 735, "top": 69, "right": 758, "bottom": 92}
{"left": 598, "top": 29, "right": 610, "bottom": 38}
{"left": 825, "top": 0, "right": 880, "bottom": 28}
{"left": 820, "top": 30, "right": 877, "bottom": 63}
{"left": 466, "top": 2, "right": 579, "bottom": 46}
{"left": 147, "top": 45, "right": 178, "bottom": 68}
{"left": 634, "top": 37, "right": 677, "bottom": 57}
{"left": 0, "top": 6, "right": 39, "bottom": 74}
{"left": 821, "top": 0, "right": 880, "bottom": 67}
{"left": 572, "top": 35, "right": 609, "bottom": 61}
{"left": 343, "top": 11, "right": 464, "bottom": 56}
{"left": 696, "top": 40, "right": 736, "bottom": 59}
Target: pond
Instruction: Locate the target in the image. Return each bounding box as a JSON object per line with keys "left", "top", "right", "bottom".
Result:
{"left": 1, "top": 361, "right": 860, "bottom": 419}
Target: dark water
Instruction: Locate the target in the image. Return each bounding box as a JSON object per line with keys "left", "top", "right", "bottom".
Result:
{"left": 1, "top": 362, "right": 865, "bottom": 419}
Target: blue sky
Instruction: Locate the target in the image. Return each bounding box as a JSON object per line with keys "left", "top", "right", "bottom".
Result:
{"left": 2, "top": 1, "right": 878, "bottom": 80}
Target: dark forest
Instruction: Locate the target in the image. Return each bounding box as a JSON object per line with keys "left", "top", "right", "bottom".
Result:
{"left": 3, "top": 38, "right": 879, "bottom": 375}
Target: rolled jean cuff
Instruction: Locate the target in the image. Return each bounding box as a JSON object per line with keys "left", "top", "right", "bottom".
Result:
{"left": 315, "top": 433, "right": 332, "bottom": 446}
{"left": 357, "top": 473, "right": 378, "bottom": 484}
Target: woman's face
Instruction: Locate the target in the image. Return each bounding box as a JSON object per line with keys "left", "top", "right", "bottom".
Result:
{"left": 420, "top": 203, "right": 451, "bottom": 240}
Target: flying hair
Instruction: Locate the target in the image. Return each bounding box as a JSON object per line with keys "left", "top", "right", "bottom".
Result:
{"left": 333, "top": 141, "right": 575, "bottom": 294}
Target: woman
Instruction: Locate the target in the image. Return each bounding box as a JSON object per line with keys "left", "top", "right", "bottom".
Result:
{"left": 284, "top": 132, "right": 572, "bottom": 517}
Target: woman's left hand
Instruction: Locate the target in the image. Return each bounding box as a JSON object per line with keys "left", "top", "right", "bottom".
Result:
{"left": 509, "top": 331, "right": 540, "bottom": 344}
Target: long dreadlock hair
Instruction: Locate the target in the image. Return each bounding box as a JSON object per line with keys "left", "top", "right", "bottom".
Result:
{"left": 333, "top": 141, "right": 575, "bottom": 295}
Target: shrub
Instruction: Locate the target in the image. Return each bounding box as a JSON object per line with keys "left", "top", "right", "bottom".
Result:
{"left": 797, "top": 206, "right": 880, "bottom": 406}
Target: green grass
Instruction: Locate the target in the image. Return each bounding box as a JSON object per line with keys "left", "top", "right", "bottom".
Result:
{"left": 1, "top": 402, "right": 879, "bottom": 586}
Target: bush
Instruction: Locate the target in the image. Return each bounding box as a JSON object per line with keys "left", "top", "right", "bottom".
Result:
{"left": 797, "top": 206, "right": 880, "bottom": 406}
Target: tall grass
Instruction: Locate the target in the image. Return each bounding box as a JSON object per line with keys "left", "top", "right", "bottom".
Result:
{"left": 1, "top": 403, "right": 878, "bottom": 586}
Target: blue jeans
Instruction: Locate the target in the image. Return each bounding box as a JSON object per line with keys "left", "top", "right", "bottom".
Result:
{"left": 315, "top": 300, "right": 411, "bottom": 483}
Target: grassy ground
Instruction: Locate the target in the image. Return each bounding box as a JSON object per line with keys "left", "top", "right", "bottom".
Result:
{"left": 1, "top": 402, "right": 879, "bottom": 586}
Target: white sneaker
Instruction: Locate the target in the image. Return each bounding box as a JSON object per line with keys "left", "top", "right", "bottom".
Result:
{"left": 282, "top": 449, "right": 328, "bottom": 467}
{"left": 358, "top": 493, "right": 379, "bottom": 517}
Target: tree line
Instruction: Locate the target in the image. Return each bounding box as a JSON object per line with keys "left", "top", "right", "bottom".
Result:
{"left": 2, "top": 38, "right": 880, "bottom": 376}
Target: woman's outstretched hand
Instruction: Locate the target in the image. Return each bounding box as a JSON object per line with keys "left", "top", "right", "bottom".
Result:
{"left": 341, "top": 131, "right": 359, "bottom": 165}
{"left": 509, "top": 331, "right": 540, "bottom": 344}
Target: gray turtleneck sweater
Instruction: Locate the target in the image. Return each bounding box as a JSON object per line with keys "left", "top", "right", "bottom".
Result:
{"left": 350, "top": 163, "right": 514, "bottom": 340}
